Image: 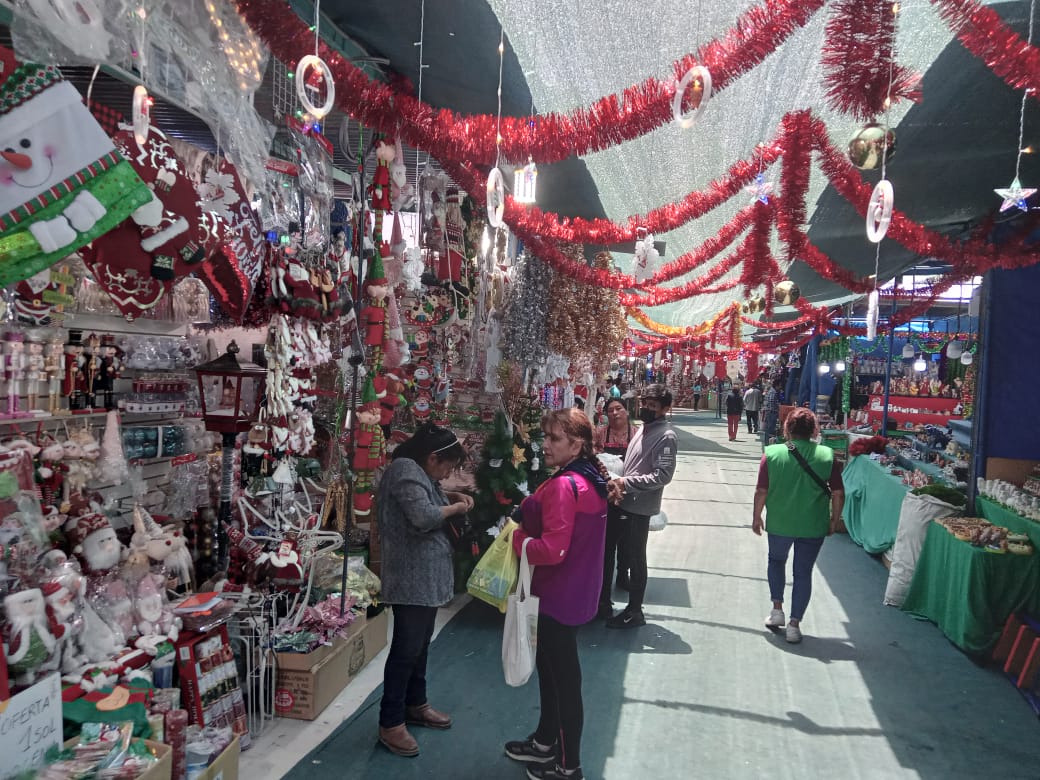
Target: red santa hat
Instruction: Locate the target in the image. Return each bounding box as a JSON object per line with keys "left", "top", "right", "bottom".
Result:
{"left": 64, "top": 512, "right": 111, "bottom": 550}
{"left": 41, "top": 581, "right": 63, "bottom": 598}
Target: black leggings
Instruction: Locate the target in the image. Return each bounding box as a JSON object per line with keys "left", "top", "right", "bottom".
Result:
{"left": 533, "top": 615, "right": 583, "bottom": 770}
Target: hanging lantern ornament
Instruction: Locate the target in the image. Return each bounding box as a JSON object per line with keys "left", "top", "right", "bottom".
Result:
{"left": 131, "top": 85, "right": 153, "bottom": 150}
{"left": 295, "top": 55, "right": 335, "bottom": 120}
{"left": 847, "top": 123, "right": 896, "bottom": 170}
{"left": 902, "top": 343, "right": 915, "bottom": 359}
{"left": 946, "top": 338, "right": 963, "bottom": 359}
{"left": 913, "top": 356, "right": 927, "bottom": 372}
{"left": 774, "top": 280, "right": 800, "bottom": 306}
{"left": 866, "top": 179, "right": 894, "bottom": 243}
{"left": 486, "top": 167, "right": 505, "bottom": 228}
{"left": 961, "top": 350, "right": 974, "bottom": 366}
{"left": 513, "top": 157, "right": 538, "bottom": 204}
{"left": 672, "top": 65, "right": 712, "bottom": 129}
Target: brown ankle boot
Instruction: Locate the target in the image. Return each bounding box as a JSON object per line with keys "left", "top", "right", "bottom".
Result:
{"left": 379, "top": 723, "right": 419, "bottom": 756}
{"left": 405, "top": 703, "right": 452, "bottom": 729}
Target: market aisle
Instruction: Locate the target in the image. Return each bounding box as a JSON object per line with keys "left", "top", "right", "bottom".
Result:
{"left": 261, "top": 409, "right": 1040, "bottom": 779}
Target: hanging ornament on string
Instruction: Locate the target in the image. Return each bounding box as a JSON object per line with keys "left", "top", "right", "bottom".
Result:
{"left": 993, "top": 0, "right": 1037, "bottom": 213}
{"left": 131, "top": 85, "right": 153, "bottom": 151}
{"left": 295, "top": 2, "right": 335, "bottom": 126}
{"left": 633, "top": 227, "right": 659, "bottom": 284}
{"left": 865, "top": 289, "right": 880, "bottom": 341}
{"left": 488, "top": 28, "right": 507, "bottom": 227}
{"left": 513, "top": 157, "right": 538, "bottom": 205}
{"left": 774, "top": 280, "right": 800, "bottom": 306}
{"left": 847, "top": 123, "right": 896, "bottom": 170}
{"left": 672, "top": 65, "right": 712, "bottom": 129}
{"left": 744, "top": 172, "right": 773, "bottom": 204}
{"left": 866, "top": 179, "right": 894, "bottom": 242}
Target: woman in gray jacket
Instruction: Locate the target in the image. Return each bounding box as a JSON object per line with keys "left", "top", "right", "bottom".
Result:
{"left": 377, "top": 424, "right": 472, "bottom": 757}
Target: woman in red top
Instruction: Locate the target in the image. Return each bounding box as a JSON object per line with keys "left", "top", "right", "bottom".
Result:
{"left": 504, "top": 408, "right": 608, "bottom": 780}
{"left": 594, "top": 398, "right": 634, "bottom": 613}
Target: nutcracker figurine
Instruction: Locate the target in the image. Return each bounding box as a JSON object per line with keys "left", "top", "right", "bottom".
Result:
{"left": 45, "top": 332, "right": 65, "bottom": 415}
{"left": 83, "top": 333, "right": 101, "bottom": 409}
{"left": 63, "top": 331, "right": 85, "bottom": 411}
{"left": 24, "top": 332, "right": 46, "bottom": 415}
{"left": 3, "top": 331, "right": 26, "bottom": 418}
{"left": 98, "top": 335, "right": 122, "bottom": 410}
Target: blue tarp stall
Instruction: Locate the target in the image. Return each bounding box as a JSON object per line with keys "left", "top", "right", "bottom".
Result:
{"left": 798, "top": 334, "right": 822, "bottom": 410}
{"left": 973, "top": 261, "right": 1040, "bottom": 499}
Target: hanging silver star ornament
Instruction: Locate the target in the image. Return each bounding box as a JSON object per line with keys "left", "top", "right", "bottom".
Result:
{"left": 994, "top": 177, "right": 1037, "bottom": 212}
{"left": 745, "top": 173, "right": 773, "bottom": 204}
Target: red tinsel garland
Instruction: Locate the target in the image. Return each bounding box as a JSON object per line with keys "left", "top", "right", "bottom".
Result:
{"left": 501, "top": 141, "right": 782, "bottom": 244}
{"left": 777, "top": 111, "right": 813, "bottom": 265}
{"left": 821, "top": 0, "right": 921, "bottom": 120}
{"left": 932, "top": 0, "right": 1040, "bottom": 99}
{"left": 235, "top": 0, "right": 826, "bottom": 166}
{"left": 619, "top": 240, "right": 749, "bottom": 306}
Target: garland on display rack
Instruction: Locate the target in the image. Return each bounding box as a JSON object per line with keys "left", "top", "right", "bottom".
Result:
{"left": 822, "top": 0, "right": 920, "bottom": 120}
{"left": 235, "top": 0, "right": 827, "bottom": 165}
{"left": 501, "top": 251, "right": 552, "bottom": 367}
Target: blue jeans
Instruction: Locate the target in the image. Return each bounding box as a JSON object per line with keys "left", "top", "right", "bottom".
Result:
{"left": 379, "top": 604, "right": 438, "bottom": 727}
{"left": 761, "top": 411, "right": 779, "bottom": 446}
{"left": 767, "top": 534, "right": 825, "bottom": 621}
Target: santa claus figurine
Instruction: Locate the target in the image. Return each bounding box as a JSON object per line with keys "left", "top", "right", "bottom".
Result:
{"left": 64, "top": 511, "right": 123, "bottom": 575}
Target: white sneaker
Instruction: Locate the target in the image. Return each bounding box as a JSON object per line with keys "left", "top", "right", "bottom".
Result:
{"left": 786, "top": 623, "right": 802, "bottom": 643}
{"left": 765, "top": 608, "right": 786, "bottom": 628}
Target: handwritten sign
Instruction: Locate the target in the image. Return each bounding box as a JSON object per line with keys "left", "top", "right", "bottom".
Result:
{"left": 0, "top": 673, "right": 62, "bottom": 778}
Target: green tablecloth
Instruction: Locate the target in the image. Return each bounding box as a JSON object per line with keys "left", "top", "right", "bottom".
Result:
{"left": 978, "top": 496, "right": 1040, "bottom": 549}
{"left": 841, "top": 455, "right": 909, "bottom": 553}
{"left": 901, "top": 522, "right": 1040, "bottom": 655}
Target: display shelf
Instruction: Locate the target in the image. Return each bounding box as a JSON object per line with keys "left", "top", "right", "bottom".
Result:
{"left": 949, "top": 419, "right": 973, "bottom": 448}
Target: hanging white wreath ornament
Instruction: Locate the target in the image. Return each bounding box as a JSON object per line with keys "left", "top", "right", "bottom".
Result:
{"left": 672, "top": 66, "right": 712, "bottom": 129}
{"left": 295, "top": 55, "right": 335, "bottom": 120}
{"left": 866, "top": 179, "right": 894, "bottom": 243}
{"left": 486, "top": 167, "right": 505, "bottom": 228}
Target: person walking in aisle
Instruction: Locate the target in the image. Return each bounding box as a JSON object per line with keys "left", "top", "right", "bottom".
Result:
{"left": 692, "top": 380, "right": 703, "bottom": 411}
{"left": 376, "top": 424, "right": 472, "bottom": 757}
{"left": 752, "top": 407, "right": 845, "bottom": 643}
{"left": 504, "top": 408, "right": 608, "bottom": 780}
{"left": 604, "top": 384, "right": 677, "bottom": 629}
{"left": 725, "top": 386, "right": 744, "bottom": 441}
{"left": 761, "top": 378, "right": 782, "bottom": 445}
{"left": 743, "top": 382, "right": 763, "bottom": 434}
{"left": 594, "top": 398, "right": 635, "bottom": 617}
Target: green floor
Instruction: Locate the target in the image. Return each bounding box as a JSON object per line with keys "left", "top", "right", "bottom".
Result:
{"left": 286, "top": 411, "right": 1040, "bottom": 779}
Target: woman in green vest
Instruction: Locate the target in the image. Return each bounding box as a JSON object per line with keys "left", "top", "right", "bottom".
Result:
{"left": 751, "top": 407, "right": 845, "bottom": 643}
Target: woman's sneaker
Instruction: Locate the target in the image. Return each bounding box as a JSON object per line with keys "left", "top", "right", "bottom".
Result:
{"left": 765, "top": 608, "right": 786, "bottom": 629}
{"left": 786, "top": 623, "right": 802, "bottom": 643}
{"left": 505, "top": 736, "right": 557, "bottom": 763}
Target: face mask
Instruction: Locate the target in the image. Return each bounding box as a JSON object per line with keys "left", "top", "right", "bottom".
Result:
{"left": 638, "top": 408, "right": 657, "bottom": 425}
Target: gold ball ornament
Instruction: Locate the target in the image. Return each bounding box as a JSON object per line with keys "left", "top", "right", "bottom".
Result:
{"left": 847, "top": 124, "right": 896, "bottom": 170}
{"left": 774, "top": 280, "right": 800, "bottom": 306}
{"left": 749, "top": 295, "right": 766, "bottom": 313}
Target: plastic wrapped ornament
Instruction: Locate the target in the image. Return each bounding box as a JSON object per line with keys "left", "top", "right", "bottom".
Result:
{"left": 774, "top": 280, "right": 800, "bottom": 306}
{"left": 848, "top": 124, "right": 896, "bottom": 170}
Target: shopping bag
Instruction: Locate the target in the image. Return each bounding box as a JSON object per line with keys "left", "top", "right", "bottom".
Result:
{"left": 502, "top": 537, "right": 539, "bottom": 687}
{"left": 466, "top": 520, "right": 519, "bottom": 612}
{"left": 649, "top": 511, "right": 668, "bottom": 532}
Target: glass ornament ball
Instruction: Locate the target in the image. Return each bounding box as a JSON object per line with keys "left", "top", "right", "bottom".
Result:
{"left": 847, "top": 124, "right": 896, "bottom": 170}
{"left": 774, "top": 280, "right": 800, "bottom": 306}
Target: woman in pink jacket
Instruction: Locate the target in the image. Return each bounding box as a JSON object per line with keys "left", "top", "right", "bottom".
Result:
{"left": 503, "top": 408, "right": 608, "bottom": 780}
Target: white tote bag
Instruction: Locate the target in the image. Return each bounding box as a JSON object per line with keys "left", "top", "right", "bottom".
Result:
{"left": 502, "top": 537, "right": 539, "bottom": 687}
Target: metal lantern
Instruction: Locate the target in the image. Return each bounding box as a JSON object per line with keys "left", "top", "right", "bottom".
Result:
{"left": 192, "top": 341, "right": 266, "bottom": 581}
{"left": 513, "top": 158, "right": 538, "bottom": 204}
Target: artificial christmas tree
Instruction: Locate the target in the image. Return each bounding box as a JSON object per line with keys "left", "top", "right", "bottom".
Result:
{"left": 471, "top": 411, "right": 527, "bottom": 538}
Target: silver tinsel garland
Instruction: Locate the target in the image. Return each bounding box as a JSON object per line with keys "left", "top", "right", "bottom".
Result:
{"left": 501, "top": 251, "right": 552, "bottom": 368}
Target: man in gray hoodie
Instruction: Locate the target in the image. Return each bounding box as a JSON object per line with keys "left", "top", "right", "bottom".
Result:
{"left": 605, "top": 384, "right": 678, "bottom": 628}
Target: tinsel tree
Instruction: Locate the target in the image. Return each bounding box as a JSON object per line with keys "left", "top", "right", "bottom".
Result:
{"left": 501, "top": 251, "right": 552, "bottom": 367}
{"left": 546, "top": 247, "right": 627, "bottom": 376}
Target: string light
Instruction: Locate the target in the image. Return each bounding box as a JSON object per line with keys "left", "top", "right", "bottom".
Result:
{"left": 205, "top": 0, "right": 264, "bottom": 92}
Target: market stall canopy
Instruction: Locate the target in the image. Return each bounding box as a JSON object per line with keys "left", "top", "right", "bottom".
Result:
{"left": 324, "top": 0, "right": 1040, "bottom": 327}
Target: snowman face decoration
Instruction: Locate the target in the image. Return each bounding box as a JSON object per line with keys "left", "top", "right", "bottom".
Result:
{"left": 0, "top": 78, "right": 116, "bottom": 217}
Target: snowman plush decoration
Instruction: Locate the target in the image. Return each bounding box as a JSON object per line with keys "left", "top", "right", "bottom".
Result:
{"left": 0, "top": 62, "right": 151, "bottom": 286}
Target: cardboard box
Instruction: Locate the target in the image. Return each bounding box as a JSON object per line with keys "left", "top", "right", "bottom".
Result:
{"left": 62, "top": 738, "right": 171, "bottom": 780}
{"left": 274, "top": 609, "right": 389, "bottom": 720}
{"left": 193, "top": 735, "right": 240, "bottom": 780}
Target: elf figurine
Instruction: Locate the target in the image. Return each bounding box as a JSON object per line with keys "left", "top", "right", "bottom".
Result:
{"left": 367, "top": 134, "right": 394, "bottom": 245}
{"left": 352, "top": 377, "right": 387, "bottom": 517}
{"left": 358, "top": 252, "right": 389, "bottom": 372}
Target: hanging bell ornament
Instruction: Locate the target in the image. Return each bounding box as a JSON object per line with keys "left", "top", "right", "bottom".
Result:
{"left": 749, "top": 295, "right": 766, "bottom": 313}
{"left": 847, "top": 124, "right": 896, "bottom": 170}
{"left": 774, "top": 280, "right": 800, "bottom": 306}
